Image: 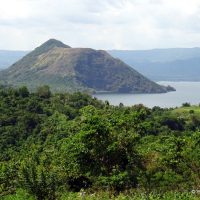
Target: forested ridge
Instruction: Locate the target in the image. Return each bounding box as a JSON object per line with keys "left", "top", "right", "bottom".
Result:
{"left": 1, "top": 86, "right": 200, "bottom": 200}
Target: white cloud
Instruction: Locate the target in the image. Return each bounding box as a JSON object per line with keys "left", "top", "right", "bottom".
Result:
{"left": 1, "top": 0, "right": 200, "bottom": 50}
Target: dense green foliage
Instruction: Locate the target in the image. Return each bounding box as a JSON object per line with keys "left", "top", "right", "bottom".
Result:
{"left": 0, "top": 86, "right": 200, "bottom": 199}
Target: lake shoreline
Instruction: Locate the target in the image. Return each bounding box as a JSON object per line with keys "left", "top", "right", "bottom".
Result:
{"left": 94, "top": 81, "right": 200, "bottom": 108}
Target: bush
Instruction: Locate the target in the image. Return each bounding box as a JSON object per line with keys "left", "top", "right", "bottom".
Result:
{"left": 189, "top": 110, "right": 194, "bottom": 114}
{"left": 2, "top": 189, "right": 35, "bottom": 200}
{"left": 182, "top": 102, "right": 191, "bottom": 107}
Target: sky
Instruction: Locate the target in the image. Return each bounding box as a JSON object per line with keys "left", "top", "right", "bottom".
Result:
{"left": 1, "top": 0, "right": 200, "bottom": 50}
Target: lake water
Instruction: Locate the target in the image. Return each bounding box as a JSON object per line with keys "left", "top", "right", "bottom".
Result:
{"left": 94, "top": 82, "right": 200, "bottom": 108}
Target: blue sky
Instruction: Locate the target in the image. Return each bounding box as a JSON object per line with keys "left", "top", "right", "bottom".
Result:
{"left": 1, "top": 0, "right": 200, "bottom": 50}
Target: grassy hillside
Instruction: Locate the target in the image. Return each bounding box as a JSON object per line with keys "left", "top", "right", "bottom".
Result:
{"left": 2, "top": 47, "right": 200, "bottom": 81}
{"left": 0, "top": 39, "right": 174, "bottom": 93}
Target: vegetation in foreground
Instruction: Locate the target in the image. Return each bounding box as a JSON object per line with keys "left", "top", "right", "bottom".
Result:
{"left": 2, "top": 189, "right": 200, "bottom": 200}
{"left": 0, "top": 85, "right": 200, "bottom": 199}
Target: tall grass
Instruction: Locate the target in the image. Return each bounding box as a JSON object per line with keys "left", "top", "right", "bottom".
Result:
{"left": 2, "top": 190, "right": 199, "bottom": 200}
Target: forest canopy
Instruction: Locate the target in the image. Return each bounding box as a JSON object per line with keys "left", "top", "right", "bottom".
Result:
{"left": 0, "top": 86, "right": 200, "bottom": 200}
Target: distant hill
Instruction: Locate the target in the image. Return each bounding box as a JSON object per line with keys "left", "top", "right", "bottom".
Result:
{"left": 2, "top": 47, "right": 200, "bottom": 81}
{"left": 108, "top": 48, "right": 200, "bottom": 81}
{"left": 0, "top": 50, "right": 28, "bottom": 70}
{"left": 0, "top": 39, "right": 172, "bottom": 93}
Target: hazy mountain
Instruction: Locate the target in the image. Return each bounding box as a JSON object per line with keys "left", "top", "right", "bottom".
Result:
{"left": 0, "top": 39, "right": 172, "bottom": 93}
{"left": 109, "top": 48, "right": 200, "bottom": 81}
{"left": 0, "top": 50, "right": 28, "bottom": 70}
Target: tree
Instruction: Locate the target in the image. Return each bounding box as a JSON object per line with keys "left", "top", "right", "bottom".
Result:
{"left": 37, "top": 85, "right": 51, "bottom": 98}
{"left": 19, "top": 160, "right": 57, "bottom": 200}
{"left": 18, "top": 86, "right": 29, "bottom": 98}
{"left": 60, "top": 105, "right": 141, "bottom": 192}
